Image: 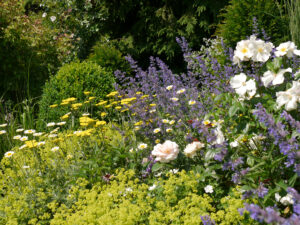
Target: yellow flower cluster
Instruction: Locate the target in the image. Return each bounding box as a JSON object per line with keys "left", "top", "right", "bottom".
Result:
{"left": 79, "top": 116, "right": 96, "bottom": 127}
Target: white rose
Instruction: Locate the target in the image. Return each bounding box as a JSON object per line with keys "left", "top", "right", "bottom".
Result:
{"left": 184, "top": 141, "right": 205, "bottom": 158}
{"left": 151, "top": 140, "right": 179, "bottom": 163}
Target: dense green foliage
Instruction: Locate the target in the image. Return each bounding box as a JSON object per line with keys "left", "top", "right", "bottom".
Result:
{"left": 0, "top": 0, "right": 72, "bottom": 101}
{"left": 284, "top": 0, "right": 300, "bottom": 46}
{"left": 38, "top": 61, "right": 115, "bottom": 126}
{"left": 216, "top": 0, "right": 289, "bottom": 47}
{"left": 88, "top": 40, "right": 131, "bottom": 74}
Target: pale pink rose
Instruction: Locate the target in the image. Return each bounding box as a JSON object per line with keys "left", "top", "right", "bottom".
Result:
{"left": 152, "top": 140, "right": 179, "bottom": 163}
{"left": 184, "top": 141, "right": 205, "bottom": 158}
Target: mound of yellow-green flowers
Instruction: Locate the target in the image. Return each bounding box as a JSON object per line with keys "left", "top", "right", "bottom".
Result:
{"left": 51, "top": 170, "right": 257, "bottom": 225}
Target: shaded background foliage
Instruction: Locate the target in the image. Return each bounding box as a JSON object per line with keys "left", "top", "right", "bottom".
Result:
{"left": 0, "top": 0, "right": 295, "bottom": 106}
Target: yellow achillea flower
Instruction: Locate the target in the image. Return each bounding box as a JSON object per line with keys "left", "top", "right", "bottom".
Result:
{"left": 115, "top": 106, "right": 122, "bottom": 110}
{"left": 136, "top": 91, "right": 142, "bottom": 95}
{"left": 89, "top": 96, "right": 96, "bottom": 101}
{"left": 79, "top": 117, "right": 96, "bottom": 127}
{"left": 100, "top": 112, "right": 107, "bottom": 117}
{"left": 60, "top": 101, "right": 69, "bottom": 106}
{"left": 111, "top": 101, "right": 118, "bottom": 105}
{"left": 84, "top": 101, "right": 90, "bottom": 104}
{"left": 121, "top": 97, "right": 136, "bottom": 105}
{"left": 106, "top": 91, "right": 118, "bottom": 97}
{"left": 95, "top": 121, "right": 106, "bottom": 127}
{"left": 140, "top": 95, "right": 149, "bottom": 99}
{"left": 105, "top": 104, "right": 112, "bottom": 108}
{"left": 50, "top": 104, "right": 58, "bottom": 108}
{"left": 61, "top": 112, "right": 71, "bottom": 120}
{"left": 150, "top": 103, "right": 156, "bottom": 107}
{"left": 121, "top": 109, "right": 129, "bottom": 113}
{"left": 72, "top": 103, "right": 83, "bottom": 110}
{"left": 84, "top": 91, "right": 91, "bottom": 95}
{"left": 96, "top": 101, "right": 108, "bottom": 106}
{"left": 134, "top": 121, "right": 143, "bottom": 126}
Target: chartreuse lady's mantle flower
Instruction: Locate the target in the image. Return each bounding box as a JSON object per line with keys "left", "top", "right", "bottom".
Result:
{"left": 276, "top": 81, "right": 300, "bottom": 111}
{"left": 230, "top": 73, "right": 256, "bottom": 98}
{"left": 152, "top": 140, "right": 179, "bottom": 163}
{"left": 261, "top": 68, "right": 292, "bottom": 87}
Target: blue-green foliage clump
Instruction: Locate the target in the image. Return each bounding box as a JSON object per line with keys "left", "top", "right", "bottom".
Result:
{"left": 38, "top": 61, "right": 115, "bottom": 125}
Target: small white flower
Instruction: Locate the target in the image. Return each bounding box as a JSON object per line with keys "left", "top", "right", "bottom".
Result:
{"left": 153, "top": 128, "right": 161, "bottom": 134}
{"left": 51, "top": 146, "right": 59, "bottom": 152}
{"left": 13, "top": 135, "right": 22, "bottom": 140}
{"left": 230, "top": 73, "right": 256, "bottom": 98}
{"left": 188, "top": 100, "right": 196, "bottom": 105}
{"left": 50, "top": 16, "right": 56, "bottom": 22}
{"left": 261, "top": 68, "right": 292, "bottom": 87}
{"left": 23, "top": 165, "right": 30, "bottom": 169}
{"left": 204, "top": 185, "right": 214, "bottom": 193}
{"left": 16, "top": 128, "right": 24, "bottom": 132}
{"left": 125, "top": 187, "right": 132, "bottom": 192}
{"left": 280, "top": 194, "right": 294, "bottom": 205}
{"left": 176, "top": 89, "right": 186, "bottom": 94}
{"left": 20, "top": 136, "right": 28, "bottom": 141}
{"left": 0, "top": 130, "right": 7, "bottom": 135}
{"left": 169, "top": 169, "right": 179, "bottom": 174}
{"left": 149, "top": 184, "right": 157, "bottom": 191}
{"left": 129, "top": 148, "right": 134, "bottom": 153}
{"left": 138, "top": 143, "right": 148, "bottom": 150}
{"left": 251, "top": 39, "right": 274, "bottom": 62}
{"left": 4, "top": 151, "right": 15, "bottom": 158}
{"left": 82, "top": 113, "right": 90, "bottom": 117}
{"left": 0, "top": 123, "right": 7, "bottom": 127}
{"left": 149, "top": 109, "right": 156, "bottom": 113}
{"left": 162, "top": 119, "right": 169, "bottom": 124}
{"left": 166, "top": 128, "right": 172, "bottom": 133}
{"left": 42, "top": 12, "right": 47, "bottom": 18}
{"left": 170, "top": 97, "right": 179, "bottom": 102}
{"left": 166, "top": 85, "right": 173, "bottom": 90}
{"left": 56, "top": 121, "right": 66, "bottom": 126}
{"left": 48, "top": 134, "right": 58, "bottom": 138}
{"left": 33, "top": 132, "right": 44, "bottom": 137}
{"left": 19, "top": 144, "right": 27, "bottom": 149}
{"left": 276, "top": 81, "right": 300, "bottom": 111}
{"left": 24, "top": 129, "right": 36, "bottom": 134}
{"left": 275, "top": 193, "right": 281, "bottom": 202}
{"left": 47, "top": 122, "right": 56, "bottom": 127}
{"left": 169, "top": 120, "right": 175, "bottom": 125}
{"left": 275, "top": 41, "right": 300, "bottom": 58}
{"left": 213, "top": 125, "right": 225, "bottom": 145}
{"left": 233, "top": 38, "right": 253, "bottom": 62}
{"left": 37, "top": 141, "right": 46, "bottom": 146}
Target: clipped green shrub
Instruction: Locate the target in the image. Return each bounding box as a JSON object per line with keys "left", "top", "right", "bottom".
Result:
{"left": 216, "top": 0, "right": 289, "bottom": 47}
{"left": 50, "top": 170, "right": 257, "bottom": 225}
{"left": 38, "top": 61, "right": 115, "bottom": 126}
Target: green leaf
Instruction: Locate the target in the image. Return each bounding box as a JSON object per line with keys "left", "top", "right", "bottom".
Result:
{"left": 273, "top": 57, "right": 282, "bottom": 70}
{"left": 229, "top": 104, "right": 239, "bottom": 117}
{"left": 288, "top": 173, "right": 298, "bottom": 186}
{"left": 152, "top": 163, "right": 164, "bottom": 172}
{"left": 246, "top": 156, "right": 255, "bottom": 167}
{"left": 275, "top": 180, "right": 288, "bottom": 190}
{"left": 266, "top": 61, "right": 275, "bottom": 72}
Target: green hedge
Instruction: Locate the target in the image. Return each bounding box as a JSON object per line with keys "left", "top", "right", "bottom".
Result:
{"left": 38, "top": 61, "right": 115, "bottom": 126}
